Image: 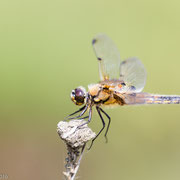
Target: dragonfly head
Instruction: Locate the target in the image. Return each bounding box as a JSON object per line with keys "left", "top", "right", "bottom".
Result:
{"left": 71, "top": 86, "right": 87, "bottom": 106}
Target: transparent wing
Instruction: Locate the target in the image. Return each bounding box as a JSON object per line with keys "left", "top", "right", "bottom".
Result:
{"left": 119, "top": 57, "right": 147, "bottom": 92}
{"left": 92, "top": 33, "right": 121, "bottom": 81}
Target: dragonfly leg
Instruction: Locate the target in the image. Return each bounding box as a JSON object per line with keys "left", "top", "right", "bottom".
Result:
{"left": 88, "top": 106, "right": 106, "bottom": 150}
{"left": 77, "top": 115, "right": 89, "bottom": 120}
{"left": 77, "top": 107, "right": 92, "bottom": 127}
{"left": 99, "top": 108, "right": 111, "bottom": 143}
{"left": 64, "top": 105, "right": 88, "bottom": 121}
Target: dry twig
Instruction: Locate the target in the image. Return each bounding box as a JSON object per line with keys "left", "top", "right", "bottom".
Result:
{"left": 57, "top": 120, "right": 96, "bottom": 180}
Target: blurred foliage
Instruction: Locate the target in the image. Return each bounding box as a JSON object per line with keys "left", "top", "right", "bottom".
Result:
{"left": 1, "top": 0, "right": 180, "bottom": 179}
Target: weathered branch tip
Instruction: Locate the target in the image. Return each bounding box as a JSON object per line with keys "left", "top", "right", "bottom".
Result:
{"left": 57, "top": 119, "right": 96, "bottom": 180}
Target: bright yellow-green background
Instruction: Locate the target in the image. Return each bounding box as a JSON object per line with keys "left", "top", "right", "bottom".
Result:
{"left": 1, "top": 0, "right": 180, "bottom": 179}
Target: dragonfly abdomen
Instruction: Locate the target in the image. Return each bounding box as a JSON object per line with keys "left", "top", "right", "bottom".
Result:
{"left": 124, "top": 93, "right": 180, "bottom": 105}
{"left": 145, "top": 95, "right": 180, "bottom": 104}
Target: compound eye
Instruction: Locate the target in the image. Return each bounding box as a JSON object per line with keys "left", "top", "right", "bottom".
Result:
{"left": 71, "top": 88, "right": 86, "bottom": 106}
{"left": 74, "top": 88, "right": 85, "bottom": 105}
{"left": 75, "top": 88, "right": 84, "bottom": 98}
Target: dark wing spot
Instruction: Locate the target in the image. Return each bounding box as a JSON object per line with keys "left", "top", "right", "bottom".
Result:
{"left": 92, "top": 39, "right": 97, "bottom": 45}
{"left": 121, "top": 60, "right": 127, "bottom": 65}
{"left": 121, "top": 82, "right": 126, "bottom": 86}
{"left": 130, "top": 86, "right": 136, "bottom": 91}
{"left": 97, "top": 57, "right": 102, "bottom": 61}
{"left": 120, "top": 74, "right": 124, "bottom": 77}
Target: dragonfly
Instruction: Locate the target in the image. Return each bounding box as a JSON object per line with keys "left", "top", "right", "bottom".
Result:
{"left": 66, "top": 33, "right": 180, "bottom": 149}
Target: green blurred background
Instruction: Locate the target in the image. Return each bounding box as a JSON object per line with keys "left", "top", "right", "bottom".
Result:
{"left": 1, "top": 0, "right": 180, "bottom": 179}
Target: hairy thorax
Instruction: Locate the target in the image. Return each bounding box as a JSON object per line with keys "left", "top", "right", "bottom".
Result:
{"left": 88, "top": 83, "right": 125, "bottom": 106}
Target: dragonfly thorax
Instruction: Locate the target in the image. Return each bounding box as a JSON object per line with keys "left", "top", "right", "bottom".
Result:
{"left": 88, "top": 83, "right": 113, "bottom": 104}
